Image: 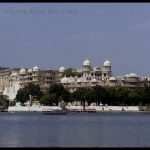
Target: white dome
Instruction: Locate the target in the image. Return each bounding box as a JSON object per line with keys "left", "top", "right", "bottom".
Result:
{"left": 28, "top": 68, "right": 32, "bottom": 73}
{"left": 121, "top": 77, "right": 125, "bottom": 81}
{"left": 68, "top": 77, "right": 75, "bottom": 83}
{"left": 10, "top": 72, "right": 18, "bottom": 77}
{"left": 20, "top": 68, "right": 26, "bottom": 74}
{"left": 59, "top": 66, "right": 65, "bottom": 73}
{"left": 91, "top": 78, "right": 97, "bottom": 82}
{"left": 125, "top": 74, "right": 130, "bottom": 77}
{"left": 129, "top": 73, "right": 138, "bottom": 78}
{"left": 109, "top": 77, "right": 116, "bottom": 81}
{"left": 104, "top": 60, "right": 111, "bottom": 67}
{"left": 33, "top": 66, "right": 39, "bottom": 72}
{"left": 83, "top": 59, "right": 91, "bottom": 66}
{"left": 61, "top": 76, "right": 69, "bottom": 84}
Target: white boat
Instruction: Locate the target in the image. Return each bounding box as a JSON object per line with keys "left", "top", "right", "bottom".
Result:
{"left": 42, "top": 106, "right": 68, "bottom": 115}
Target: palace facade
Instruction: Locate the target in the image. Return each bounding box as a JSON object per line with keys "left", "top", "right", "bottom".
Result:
{"left": 0, "top": 66, "right": 57, "bottom": 100}
{"left": 59, "top": 59, "right": 150, "bottom": 92}
{"left": 0, "top": 58, "right": 150, "bottom": 100}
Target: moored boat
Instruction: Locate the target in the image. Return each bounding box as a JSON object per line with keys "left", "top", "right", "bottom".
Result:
{"left": 42, "top": 106, "right": 68, "bottom": 115}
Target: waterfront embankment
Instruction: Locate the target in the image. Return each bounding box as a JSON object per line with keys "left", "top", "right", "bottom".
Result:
{"left": 7, "top": 105, "right": 139, "bottom": 112}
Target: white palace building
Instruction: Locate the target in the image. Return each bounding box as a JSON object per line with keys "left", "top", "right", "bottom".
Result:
{"left": 0, "top": 58, "right": 150, "bottom": 101}
{"left": 59, "top": 59, "right": 150, "bottom": 93}
{"left": 0, "top": 66, "right": 56, "bottom": 101}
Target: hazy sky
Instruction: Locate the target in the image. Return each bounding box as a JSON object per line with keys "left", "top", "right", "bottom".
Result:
{"left": 0, "top": 3, "right": 150, "bottom": 76}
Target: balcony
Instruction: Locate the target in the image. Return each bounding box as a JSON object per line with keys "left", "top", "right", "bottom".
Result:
{"left": 33, "top": 78, "right": 38, "bottom": 82}
{"left": 32, "top": 73, "right": 38, "bottom": 77}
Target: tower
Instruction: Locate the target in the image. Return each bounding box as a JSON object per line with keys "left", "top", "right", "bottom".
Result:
{"left": 102, "top": 59, "right": 112, "bottom": 78}
{"left": 83, "top": 59, "right": 92, "bottom": 79}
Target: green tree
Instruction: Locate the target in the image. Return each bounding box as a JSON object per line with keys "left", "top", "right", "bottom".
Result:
{"left": 9, "top": 100, "right": 16, "bottom": 106}
{"left": 107, "top": 87, "right": 116, "bottom": 106}
{"left": 128, "top": 91, "right": 141, "bottom": 106}
{"left": 48, "top": 83, "right": 70, "bottom": 105}
{"left": 16, "top": 83, "right": 43, "bottom": 104}
{"left": 16, "top": 88, "right": 29, "bottom": 104}
{"left": 84, "top": 88, "right": 95, "bottom": 106}
{"left": 72, "top": 87, "right": 90, "bottom": 109}
{"left": 135, "top": 87, "right": 150, "bottom": 111}
{"left": 39, "top": 93, "right": 57, "bottom": 106}
{"left": 25, "top": 83, "right": 43, "bottom": 100}
{"left": 60, "top": 90, "right": 71, "bottom": 103}
{"left": 143, "top": 87, "right": 150, "bottom": 105}
{"left": 0, "top": 95, "right": 9, "bottom": 109}
{"left": 92, "top": 85, "right": 109, "bottom": 105}
{"left": 115, "top": 88, "right": 129, "bottom": 106}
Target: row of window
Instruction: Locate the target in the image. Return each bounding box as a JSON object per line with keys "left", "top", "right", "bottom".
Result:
{"left": 85, "top": 73, "right": 107, "bottom": 77}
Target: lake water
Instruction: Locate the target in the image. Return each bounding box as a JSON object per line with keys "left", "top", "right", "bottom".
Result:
{"left": 0, "top": 112, "right": 150, "bottom": 147}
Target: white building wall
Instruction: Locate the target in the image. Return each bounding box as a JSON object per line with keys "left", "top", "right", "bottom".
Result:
{"left": 3, "top": 74, "right": 20, "bottom": 101}
{"left": 8, "top": 80, "right": 20, "bottom": 100}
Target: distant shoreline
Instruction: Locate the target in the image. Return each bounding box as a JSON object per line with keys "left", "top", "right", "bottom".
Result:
{"left": 4, "top": 105, "right": 150, "bottom": 113}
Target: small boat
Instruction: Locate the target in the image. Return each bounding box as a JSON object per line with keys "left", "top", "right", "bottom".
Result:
{"left": 1, "top": 109, "right": 8, "bottom": 112}
{"left": 0, "top": 108, "right": 8, "bottom": 112}
{"left": 42, "top": 106, "right": 68, "bottom": 115}
{"left": 42, "top": 110, "right": 68, "bottom": 115}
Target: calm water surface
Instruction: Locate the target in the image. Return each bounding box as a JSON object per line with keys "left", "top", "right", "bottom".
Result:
{"left": 0, "top": 112, "right": 150, "bottom": 147}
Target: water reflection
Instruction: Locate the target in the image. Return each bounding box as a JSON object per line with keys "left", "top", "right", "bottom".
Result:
{"left": 0, "top": 112, "right": 150, "bottom": 147}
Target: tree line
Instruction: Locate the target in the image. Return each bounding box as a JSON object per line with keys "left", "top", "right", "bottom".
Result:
{"left": 0, "top": 95, "right": 9, "bottom": 111}
{"left": 13, "top": 83, "right": 150, "bottom": 107}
